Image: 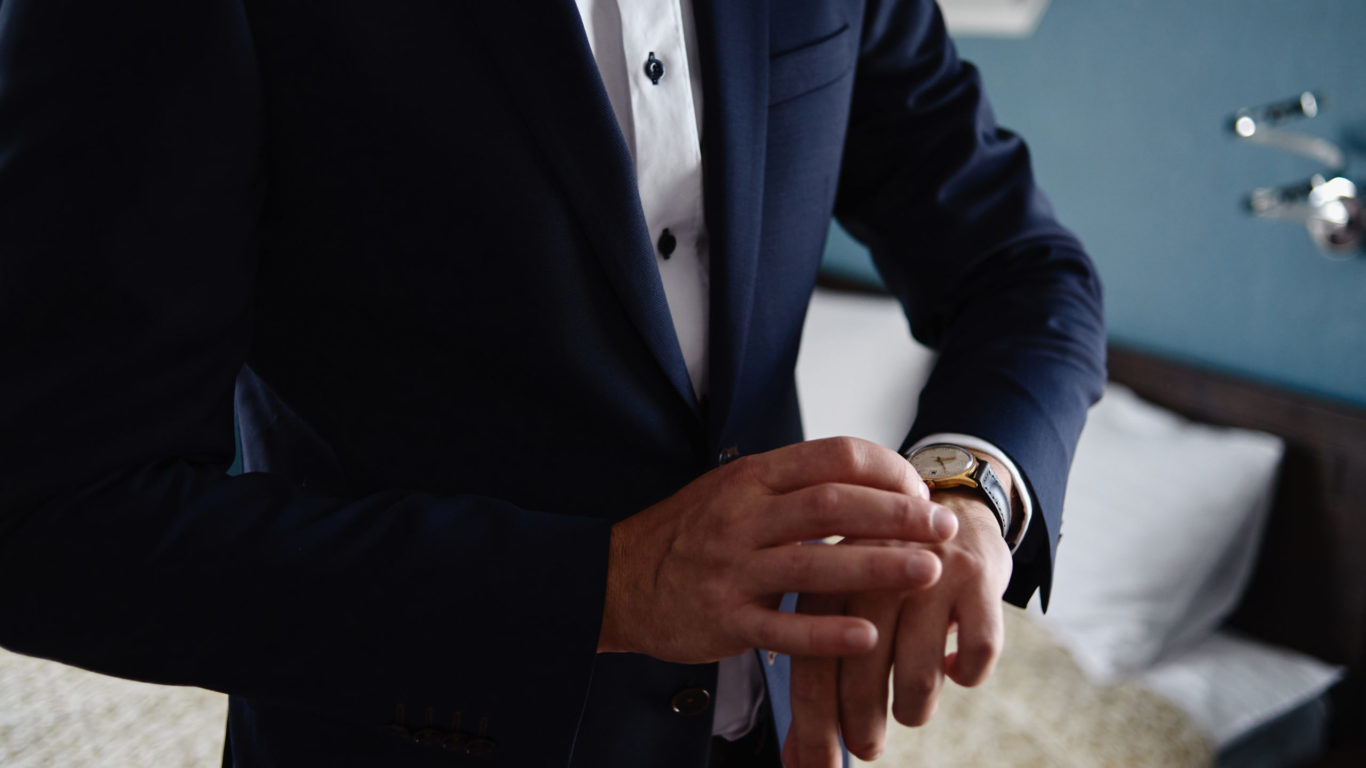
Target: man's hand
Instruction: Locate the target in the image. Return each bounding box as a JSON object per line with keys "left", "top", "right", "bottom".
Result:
{"left": 597, "top": 437, "right": 962, "bottom": 663}
{"left": 784, "top": 457, "right": 1014, "bottom": 767}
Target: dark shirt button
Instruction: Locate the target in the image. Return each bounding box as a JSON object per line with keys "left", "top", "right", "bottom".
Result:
{"left": 658, "top": 228, "right": 677, "bottom": 259}
{"left": 644, "top": 51, "right": 664, "bottom": 85}
{"left": 717, "top": 445, "right": 740, "bottom": 466}
{"left": 411, "top": 727, "right": 443, "bottom": 746}
{"left": 465, "top": 737, "right": 497, "bottom": 756}
{"left": 670, "top": 687, "right": 711, "bottom": 716}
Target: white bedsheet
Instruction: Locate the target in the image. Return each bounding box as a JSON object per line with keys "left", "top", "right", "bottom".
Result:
{"left": 1139, "top": 630, "right": 1344, "bottom": 748}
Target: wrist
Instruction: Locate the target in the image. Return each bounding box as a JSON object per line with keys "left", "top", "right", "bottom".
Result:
{"left": 931, "top": 490, "right": 1005, "bottom": 536}
{"left": 598, "top": 522, "right": 630, "bottom": 654}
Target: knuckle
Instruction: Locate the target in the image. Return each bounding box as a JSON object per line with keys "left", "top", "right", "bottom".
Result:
{"left": 783, "top": 549, "right": 813, "bottom": 584}
{"left": 810, "top": 484, "right": 842, "bottom": 517}
{"left": 958, "top": 636, "right": 1001, "bottom": 666}
{"left": 746, "top": 611, "right": 780, "bottom": 649}
{"left": 808, "top": 616, "right": 853, "bottom": 655}
{"left": 944, "top": 547, "right": 986, "bottom": 575}
{"left": 886, "top": 494, "right": 908, "bottom": 523}
{"left": 827, "top": 436, "right": 864, "bottom": 474}
{"left": 701, "top": 577, "right": 736, "bottom": 609}
{"left": 900, "top": 671, "right": 940, "bottom": 701}
{"left": 807, "top": 618, "right": 828, "bottom": 654}
{"left": 895, "top": 495, "right": 922, "bottom": 529}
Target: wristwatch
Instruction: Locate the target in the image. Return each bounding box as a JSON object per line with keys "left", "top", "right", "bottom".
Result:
{"left": 906, "top": 443, "right": 1012, "bottom": 539}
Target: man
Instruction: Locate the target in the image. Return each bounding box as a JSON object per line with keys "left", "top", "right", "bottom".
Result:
{"left": 0, "top": 1, "right": 1104, "bottom": 766}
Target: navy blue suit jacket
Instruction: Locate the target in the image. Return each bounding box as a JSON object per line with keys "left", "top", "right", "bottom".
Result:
{"left": 0, "top": 0, "right": 1104, "bottom": 765}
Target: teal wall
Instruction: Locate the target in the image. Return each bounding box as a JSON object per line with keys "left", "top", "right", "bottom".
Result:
{"left": 823, "top": 0, "right": 1366, "bottom": 405}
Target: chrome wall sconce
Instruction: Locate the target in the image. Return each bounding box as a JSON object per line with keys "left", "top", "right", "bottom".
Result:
{"left": 1230, "top": 91, "right": 1362, "bottom": 259}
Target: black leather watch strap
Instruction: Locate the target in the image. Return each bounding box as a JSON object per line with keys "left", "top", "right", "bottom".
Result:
{"left": 972, "top": 460, "right": 1011, "bottom": 540}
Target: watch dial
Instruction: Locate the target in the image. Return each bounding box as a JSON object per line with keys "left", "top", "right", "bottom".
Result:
{"left": 911, "top": 445, "right": 974, "bottom": 479}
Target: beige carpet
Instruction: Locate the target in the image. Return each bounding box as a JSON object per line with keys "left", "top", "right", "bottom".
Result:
{"left": 854, "top": 607, "right": 1214, "bottom": 767}
{"left": 0, "top": 608, "right": 1211, "bottom": 766}
{"left": 0, "top": 650, "right": 226, "bottom": 768}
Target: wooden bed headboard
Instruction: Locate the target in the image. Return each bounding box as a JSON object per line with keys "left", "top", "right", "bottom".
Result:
{"left": 1107, "top": 345, "right": 1366, "bottom": 747}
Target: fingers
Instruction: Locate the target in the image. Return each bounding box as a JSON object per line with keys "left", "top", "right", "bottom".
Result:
{"left": 754, "top": 484, "right": 958, "bottom": 546}
{"left": 891, "top": 591, "right": 949, "bottom": 727}
{"left": 752, "top": 437, "right": 919, "bottom": 496}
{"left": 909, "top": 474, "right": 930, "bottom": 500}
{"left": 745, "top": 542, "right": 941, "bottom": 595}
{"left": 944, "top": 582, "right": 1004, "bottom": 687}
{"left": 785, "top": 593, "right": 845, "bottom": 768}
{"left": 732, "top": 603, "right": 878, "bottom": 658}
{"left": 837, "top": 592, "right": 900, "bottom": 761}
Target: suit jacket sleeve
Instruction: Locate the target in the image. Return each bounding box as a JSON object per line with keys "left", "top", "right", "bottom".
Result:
{"left": 833, "top": 0, "right": 1106, "bottom": 609}
{"left": 0, "top": 1, "right": 606, "bottom": 757}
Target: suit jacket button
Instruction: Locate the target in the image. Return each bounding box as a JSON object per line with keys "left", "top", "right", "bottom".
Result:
{"left": 465, "top": 737, "right": 497, "bottom": 756}
{"left": 670, "top": 687, "right": 711, "bottom": 715}
{"left": 717, "top": 445, "right": 740, "bottom": 466}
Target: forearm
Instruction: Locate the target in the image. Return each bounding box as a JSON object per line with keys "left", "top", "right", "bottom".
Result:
{"left": 833, "top": 1, "right": 1105, "bottom": 611}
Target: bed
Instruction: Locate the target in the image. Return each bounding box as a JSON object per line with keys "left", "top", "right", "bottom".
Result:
{"left": 0, "top": 287, "right": 1361, "bottom": 767}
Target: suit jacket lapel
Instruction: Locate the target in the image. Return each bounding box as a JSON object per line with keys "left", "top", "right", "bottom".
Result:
{"left": 466, "top": 0, "right": 697, "bottom": 411}
{"left": 693, "top": 0, "right": 770, "bottom": 445}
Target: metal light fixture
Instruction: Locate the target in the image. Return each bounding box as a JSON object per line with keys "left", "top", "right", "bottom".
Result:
{"left": 1230, "top": 91, "right": 1362, "bottom": 259}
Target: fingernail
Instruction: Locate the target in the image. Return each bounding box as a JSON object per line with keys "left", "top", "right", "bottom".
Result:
{"left": 844, "top": 624, "right": 875, "bottom": 649}
{"left": 932, "top": 507, "right": 958, "bottom": 539}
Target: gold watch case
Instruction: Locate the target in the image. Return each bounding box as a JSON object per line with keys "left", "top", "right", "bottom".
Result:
{"left": 908, "top": 443, "right": 980, "bottom": 489}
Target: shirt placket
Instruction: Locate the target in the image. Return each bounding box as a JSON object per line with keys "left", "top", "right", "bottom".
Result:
{"left": 617, "top": 0, "right": 710, "bottom": 400}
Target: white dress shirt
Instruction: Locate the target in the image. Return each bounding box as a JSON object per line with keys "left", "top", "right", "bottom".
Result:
{"left": 572, "top": 0, "right": 1033, "bottom": 741}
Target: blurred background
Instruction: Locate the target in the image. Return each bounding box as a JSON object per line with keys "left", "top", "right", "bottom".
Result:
{"left": 827, "top": 0, "right": 1366, "bottom": 407}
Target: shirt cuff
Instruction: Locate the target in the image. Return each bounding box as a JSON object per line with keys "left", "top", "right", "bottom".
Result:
{"left": 906, "top": 433, "right": 1033, "bottom": 553}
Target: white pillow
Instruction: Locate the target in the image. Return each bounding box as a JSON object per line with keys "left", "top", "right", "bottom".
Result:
{"left": 796, "top": 288, "right": 934, "bottom": 447}
{"left": 1035, "top": 384, "right": 1285, "bottom": 683}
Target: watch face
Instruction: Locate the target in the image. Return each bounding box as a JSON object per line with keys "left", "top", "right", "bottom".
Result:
{"left": 911, "top": 445, "right": 975, "bottom": 480}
